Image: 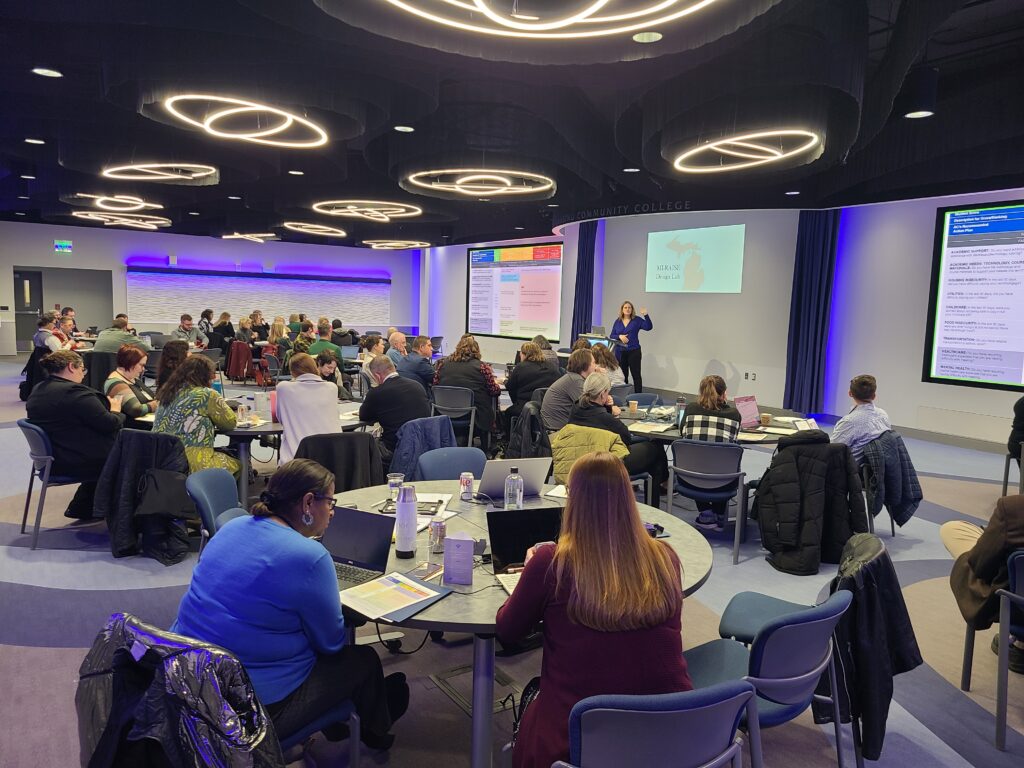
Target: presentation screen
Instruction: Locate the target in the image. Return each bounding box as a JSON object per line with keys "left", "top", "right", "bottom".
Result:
{"left": 645, "top": 223, "right": 745, "bottom": 293}
{"left": 466, "top": 242, "right": 563, "bottom": 341}
{"left": 923, "top": 199, "right": 1024, "bottom": 391}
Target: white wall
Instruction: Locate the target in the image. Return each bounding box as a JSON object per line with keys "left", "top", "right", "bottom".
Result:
{"left": 0, "top": 220, "right": 421, "bottom": 356}
{"left": 597, "top": 209, "right": 801, "bottom": 403}
{"left": 824, "top": 188, "right": 1024, "bottom": 443}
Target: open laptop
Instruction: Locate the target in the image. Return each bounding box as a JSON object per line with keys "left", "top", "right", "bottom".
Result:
{"left": 734, "top": 395, "right": 761, "bottom": 429}
{"left": 486, "top": 505, "right": 564, "bottom": 593}
{"left": 591, "top": 325, "right": 606, "bottom": 336}
{"left": 320, "top": 506, "right": 396, "bottom": 589}
{"left": 477, "top": 457, "right": 552, "bottom": 502}
{"left": 340, "top": 345, "right": 360, "bottom": 361}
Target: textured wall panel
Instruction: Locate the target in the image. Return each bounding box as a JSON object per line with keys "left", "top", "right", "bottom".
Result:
{"left": 126, "top": 271, "right": 391, "bottom": 326}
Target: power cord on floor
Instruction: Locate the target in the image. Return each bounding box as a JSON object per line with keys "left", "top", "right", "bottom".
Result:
{"left": 375, "top": 623, "right": 430, "bottom": 655}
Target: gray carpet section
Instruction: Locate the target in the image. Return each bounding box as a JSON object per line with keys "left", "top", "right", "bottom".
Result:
{"left": 0, "top": 520, "right": 112, "bottom": 550}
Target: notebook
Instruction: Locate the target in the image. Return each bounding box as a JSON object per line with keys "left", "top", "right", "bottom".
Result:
{"left": 320, "top": 506, "right": 396, "bottom": 590}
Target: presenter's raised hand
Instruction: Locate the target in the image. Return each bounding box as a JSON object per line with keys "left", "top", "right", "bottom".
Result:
{"left": 638, "top": 307, "right": 648, "bottom": 316}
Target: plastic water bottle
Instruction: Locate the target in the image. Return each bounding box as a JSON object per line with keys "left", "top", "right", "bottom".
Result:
{"left": 395, "top": 484, "right": 417, "bottom": 559}
{"left": 504, "top": 466, "right": 524, "bottom": 510}
{"left": 675, "top": 395, "right": 687, "bottom": 427}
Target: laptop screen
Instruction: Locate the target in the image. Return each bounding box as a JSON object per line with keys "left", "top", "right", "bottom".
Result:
{"left": 320, "top": 507, "right": 395, "bottom": 571}
{"left": 734, "top": 395, "right": 760, "bottom": 428}
{"left": 486, "top": 506, "right": 564, "bottom": 574}
{"left": 587, "top": 337, "right": 608, "bottom": 347}
{"left": 341, "top": 345, "right": 360, "bottom": 360}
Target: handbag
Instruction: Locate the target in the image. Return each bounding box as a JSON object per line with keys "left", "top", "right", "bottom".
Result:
{"left": 136, "top": 469, "right": 197, "bottom": 519}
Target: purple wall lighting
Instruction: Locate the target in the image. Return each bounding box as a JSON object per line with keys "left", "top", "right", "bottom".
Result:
{"left": 823, "top": 207, "right": 854, "bottom": 417}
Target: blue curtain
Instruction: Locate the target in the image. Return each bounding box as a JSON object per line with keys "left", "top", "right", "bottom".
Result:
{"left": 569, "top": 220, "right": 598, "bottom": 343}
{"left": 783, "top": 209, "right": 841, "bottom": 414}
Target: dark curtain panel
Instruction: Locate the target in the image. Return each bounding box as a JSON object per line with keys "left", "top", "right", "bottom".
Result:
{"left": 783, "top": 209, "right": 841, "bottom": 414}
{"left": 569, "top": 220, "right": 598, "bottom": 344}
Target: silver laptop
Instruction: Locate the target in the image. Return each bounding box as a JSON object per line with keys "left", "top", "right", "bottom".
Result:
{"left": 591, "top": 325, "right": 606, "bottom": 336}
{"left": 319, "top": 506, "right": 396, "bottom": 590}
{"left": 477, "top": 457, "right": 552, "bottom": 501}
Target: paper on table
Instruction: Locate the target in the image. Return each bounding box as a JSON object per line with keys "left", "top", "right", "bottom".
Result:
{"left": 544, "top": 485, "right": 568, "bottom": 498}
{"left": 738, "top": 432, "right": 768, "bottom": 442}
{"left": 763, "top": 427, "right": 798, "bottom": 435}
{"left": 443, "top": 531, "right": 475, "bottom": 585}
{"left": 628, "top": 421, "right": 676, "bottom": 433}
{"left": 773, "top": 416, "right": 800, "bottom": 423}
{"left": 792, "top": 418, "right": 820, "bottom": 431}
{"left": 340, "top": 572, "right": 444, "bottom": 621}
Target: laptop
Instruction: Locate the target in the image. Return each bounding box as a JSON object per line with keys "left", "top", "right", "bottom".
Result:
{"left": 320, "top": 506, "right": 396, "bottom": 589}
{"left": 477, "top": 457, "right": 552, "bottom": 502}
{"left": 591, "top": 325, "right": 606, "bottom": 336}
{"left": 586, "top": 337, "right": 609, "bottom": 347}
{"left": 341, "top": 345, "right": 360, "bottom": 361}
{"left": 734, "top": 395, "right": 761, "bottom": 429}
{"left": 486, "top": 505, "right": 564, "bottom": 593}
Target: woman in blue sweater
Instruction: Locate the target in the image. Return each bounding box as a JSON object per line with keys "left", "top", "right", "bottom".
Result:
{"left": 610, "top": 300, "right": 653, "bottom": 392}
{"left": 172, "top": 459, "right": 408, "bottom": 750}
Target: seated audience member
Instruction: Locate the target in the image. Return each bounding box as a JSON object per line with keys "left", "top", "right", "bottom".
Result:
{"left": 541, "top": 349, "right": 596, "bottom": 432}
{"left": 53, "top": 316, "right": 84, "bottom": 350}
{"left": 93, "top": 317, "right": 153, "bottom": 353}
{"left": 155, "top": 340, "right": 189, "bottom": 390}
{"left": 103, "top": 344, "right": 158, "bottom": 422}
{"left": 591, "top": 343, "right": 625, "bottom": 386}
{"left": 198, "top": 309, "right": 214, "bottom": 335}
{"left": 250, "top": 310, "right": 270, "bottom": 341}
{"left": 505, "top": 342, "right": 562, "bottom": 427}
{"left": 386, "top": 332, "right": 408, "bottom": 366}
{"left": 316, "top": 349, "right": 354, "bottom": 400}
{"left": 300, "top": 320, "right": 318, "bottom": 344}
{"left": 433, "top": 335, "right": 501, "bottom": 448}
{"left": 277, "top": 353, "right": 342, "bottom": 463}
{"left": 26, "top": 350, "right": 125, "bottom": 518}
{"left": 680, "top": 375, "right": 741, "bottom": 529}
{"left": 397, "top": 335, "right": 436, "bottom": 391}
{"left": 33, "top": 312, "right": 63, "bottom": 354}
{"left": 154, "top": 355, "right": 239, "bottom": 476}
{"left": 360, "top": 334, "right": 385, "bottom": 364}
{"left": 830, "top": 374, "right": 891, "bottom": 462}
{"left": 213, "top": 311, "right": 235, "bottom": 339}
{"left": 235, "top": 317, "right": 256, "bottom": 346}
{"left": 287, "top": 313, "right": 302, "bottom": 333}
{"left": 532, "top": 334, "right": 560, "bottom": 369}
{"left": 941, "top": 495, "right": 1024, "bottom": 673}
{"left": 268, "top": 321, "right": 292, "bottom": 354}
{"left": 359, "top": 355, "right": 431, "bottom": 463}
{"left": 571, "top": 338, "right": 591, "bottom": 353}
{"left": 309, "top": 322, "right": 342, "bottom": 358}
{"left": 114, "top": 313, "right": 137, "bottom": 335}
{"left": 60, "top": 306, "right": 80, "bottom": 334}
{"left": 1009, "top": 394, "right": 1024, "bottom": 467}
{"left": 568, "top": 372, "right": 667, "bottom": 507}
{"left": 171, "top": 459, "right": 408, "bottom": 749}
{"left": 171, "top": 313, "right": 208, "bottom": 348}
{"left": 496, "top": 451, "right": 692, "bottom": 768}
{"left": 330, "top": 319, "right": 354, "bottom": 348}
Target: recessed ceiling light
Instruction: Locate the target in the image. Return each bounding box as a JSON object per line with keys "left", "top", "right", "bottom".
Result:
{"left": 20, "top": 174, "right": 36, "bottom": 180}
{"left": 622, "top": 167, "right": 640, "bottom": 173}
{"left": 632, "top": 31, "right": 663, "bottom": 43}
{"left": 514, "top": 226, "right": 525, "bottom": 230}
{"left": 227, "top": 195, "right": 241, "bottom": 200}
{"left": 17, "top": 195, "right": 29, "bottom": 200}
{"left": 547, "top": 203, "right": 559, "bottom": 207}
{"left": 15, "top": 212, "right": 26, "bottom": 216}
{"left": 393, "top": 125, "right": 415, "bottom": 133}
{"left": 163, "top": 94, "right": 328, "bottom": 148}
{"left": 904, "top": 110, "right": 934, "bottom": 119}
{"left": 24, "top": 138, "right": 45, "bottom": 145}
{"left": 287, "top": 170, "right": 304, "bottom": 175}
{"left": 188, "top": 211, "right": 200, "bottom": 216}
{"left": 785, "top": 190, "right": 800, "bottom": 196}
{"left": 31, "top": 67, "right": 63, "bottom": 78}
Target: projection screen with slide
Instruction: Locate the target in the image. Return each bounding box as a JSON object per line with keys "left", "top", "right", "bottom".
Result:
{"left": 645, "top": 224, "right": 746, "bottom": 293}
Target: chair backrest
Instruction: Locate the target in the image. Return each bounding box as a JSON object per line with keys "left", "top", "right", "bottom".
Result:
{"left": 294, "top": 432, "right": 384, "bottom": 492}
{"left": 201, "top": 348, "right": 223, "bottom": 364}
{"left": 671, "top": 439, "right": 744, "bottom": 490}
{"left": 143, "top": 349, "right": 162, "bottom": 377}
{"left": 17, "top": 419, "right": 54, "bottom": 472}
{"left": 264, "top": 353, "right": 281, "bottom": 375}
{"left": 185, "top": 468, "right": 242, "bottom": 534}
{"left": 358, "top": 367, "right": 374, "bottom": 392}
{"left": 432, "top": 385, "right": 475, "bottom": 416}
{"left": 609, "top": 383, "right": 634, "bottom": 403}
{"left": 566, "top": 681, "right": 757, "bottom": 768}
{"left": 417, "top": 447, "right": 487, "bottom": 480}
{"left": 747, "top": 590, "right": 853, "bottom": 706}
{"left": 531, "top": 387, "right": 549, "bottom": 404}
{"left": 430, "top": 336, "right": 443, "bottom": 354}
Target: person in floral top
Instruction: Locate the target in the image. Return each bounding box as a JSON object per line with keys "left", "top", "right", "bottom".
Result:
{"left": 154, "top": 354, "right": 240, "bottom": 476}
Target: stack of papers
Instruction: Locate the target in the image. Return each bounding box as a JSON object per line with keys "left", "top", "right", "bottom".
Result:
{"left": 738, "top": 432, "right": 768, "bottom": 442}
{"left": 339, "top": 411, "right": 361, "bottom": 421}
{"left": 340, "top": 572, "right": 451, "bottom": 622}
{"left": 628, "top": 421, "right": 676, "bottom": 434}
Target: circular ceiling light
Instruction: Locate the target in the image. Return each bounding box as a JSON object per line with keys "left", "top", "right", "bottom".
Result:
{"left": 222, "top": 232, "right": 278, "bottom": 243}
{"left": 393, "top": 125, "right": 415, "bottom": 133}
{"left": 163, "top": 94, "right": 328, "bottom": 148}
{"left": 672, "top": 129, "right": 821, "bottom": 173}
{"left": 101, "top": 162, "right": 218, "bottom": 182}
{"left": 32, "top": 66, "right": 63, "bottom": 78}
{"left": 24, "top": 138, "right": 45, "bottom": 145}
{"left": 283, "top": 221, "right": 348, "bottom": 238}
{"left": 632, "top": 31, "right": 663, "bottom": 43}
{"left": 378, "top": 1, "right": 720, "bottom": 39}
{"left": 312, "top": 199, "right": 422, "bottom": 223}
{"left": 71, "top": 211, "right": 172, "bottom": 230}
{"left": 406, "top": 168, "right": 555, "bottom": 198}
{"left": 74, "top": 193, "right": 163, "bottom": 212}
{"left": 363, "top": 239, "right": 430, "bottom": 250}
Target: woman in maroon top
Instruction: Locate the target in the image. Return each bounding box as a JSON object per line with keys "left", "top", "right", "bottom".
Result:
{"left": 496, "top": 452, "right": 693, "bottom": 768}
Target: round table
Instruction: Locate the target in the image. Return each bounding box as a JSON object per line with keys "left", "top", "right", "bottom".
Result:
{"left": 333, "top": 480, "right": 713, "bottom": 768}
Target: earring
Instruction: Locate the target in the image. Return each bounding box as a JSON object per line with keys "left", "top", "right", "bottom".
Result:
{"left": 302, "top": 509, "right": 314, "bottom": 526}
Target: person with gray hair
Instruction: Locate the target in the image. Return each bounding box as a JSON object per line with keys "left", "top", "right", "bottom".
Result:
{"left": 567, "top": 370, "right": 669, "bottom": 507}
{"left": 386, "top": 331, "right": 407, "bottom": 367}
{"left": 359, "top": 353, "right": 431, "bottom": 463}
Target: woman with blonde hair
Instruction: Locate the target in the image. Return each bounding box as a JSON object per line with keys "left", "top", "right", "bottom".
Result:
{"left": 679, "top": 374, "right": 741, "bottom": 529}
{"left": 496, "top": 452, "right": 691, "bottom": 768}
{"left": 433, "top": 335, "right": 501, "bottom": 450}
{"left": 213, "top": 311, "right": 235, "bottom": 339}
{"left": 268, "top": 320, "right": 292, "bottom": 354}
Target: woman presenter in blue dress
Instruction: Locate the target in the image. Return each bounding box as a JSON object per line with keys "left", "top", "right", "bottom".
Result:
{"left": 610, "top": 300, "right": 653, "bottom": 392}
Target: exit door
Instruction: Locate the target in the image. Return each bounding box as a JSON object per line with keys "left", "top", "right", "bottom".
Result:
{"left": 13, "top": 269, "right": 43, "bottom": 352}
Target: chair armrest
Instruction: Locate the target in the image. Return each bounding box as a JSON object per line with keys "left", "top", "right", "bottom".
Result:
{"left": 995, "top": 589, "right": 1024, "bottom": 608}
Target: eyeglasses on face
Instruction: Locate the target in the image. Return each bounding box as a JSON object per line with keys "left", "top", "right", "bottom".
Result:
{"left": 313, "top": 494, "right": 337, "bottom": 510}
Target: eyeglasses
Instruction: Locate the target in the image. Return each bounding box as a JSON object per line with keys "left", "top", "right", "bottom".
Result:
{"left": 314, "top": 494, "right": 337, "bottom": 510}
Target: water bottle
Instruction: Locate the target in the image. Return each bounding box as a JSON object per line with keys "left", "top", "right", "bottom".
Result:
{"left": 504, "top": 466, "right": 524, "bottom": 510}
{"left": 675, "top": 395, "right": 687, "bottom": 427}
{"left": 395, "top": 484, "right": 417, "bottom": 559}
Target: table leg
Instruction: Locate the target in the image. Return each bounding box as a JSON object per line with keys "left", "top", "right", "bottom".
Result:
{"left": 237, "top": 440, "right": 251, "bottom": 504}
{"left": 471, "top": 633, "right": 496, "bottom": 768}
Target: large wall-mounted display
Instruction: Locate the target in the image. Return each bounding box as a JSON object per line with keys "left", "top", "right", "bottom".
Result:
{"left": 466, "top": 242, "right": 563, "bottom": 341}
{"left": 923, "top": 199, "right": 1024, "bottom": 391}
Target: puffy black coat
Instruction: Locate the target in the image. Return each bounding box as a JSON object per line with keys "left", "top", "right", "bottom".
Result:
{"left": 77, "top": 612, "right": 285, "bottom": 768}
{"left": 753, "top": 430, "right": 867, "bottom": 575}
{"left": 506, "top": 401, "right": 552, "bottom": 460}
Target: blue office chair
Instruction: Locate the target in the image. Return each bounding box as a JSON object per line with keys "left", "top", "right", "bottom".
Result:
{"left": 628, "top": 392, "right": 662, "bottom": 410}
{"left": 278, "top": 703, "right": 361, "bottom": 765}
{"left": 417, "top": 447, "right": 487, "bottom": 480}
{"left": 609, "top": 383, "right": 634, "bottom": 406}
{"left": 185, "top": 468, "right": 246, "bottom": 556}
{"left": 684, "top": 590, "right": 854, "bottom": 768}
{"left": 17, "top": 419, "right": 88, "bottom": 550}
{"left": 431, "top": 386, "right": 477, "bottom": 447}
{"left": 550, "top": 681, "right": 761, "bottom": 768}
{"left": 670, "top": 439, "right": 749, "bottom": 564}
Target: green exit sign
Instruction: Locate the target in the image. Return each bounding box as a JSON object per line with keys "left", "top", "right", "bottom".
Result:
{"left": 54, "top": 239, "right": 73, "bottom": 253}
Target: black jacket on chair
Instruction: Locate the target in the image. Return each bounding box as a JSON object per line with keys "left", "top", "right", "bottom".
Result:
{"left": 753, "top": 430, "right": 867, "bottom": 575}
{"left": 506, "top": 401, "right": 552, "bottom": 460}
{"left": 295, "top": 432, "right": 385, "bottom": 492}
{"left": 812, "top": 534, "right": 922, "bottom": 761}
{"left": 77, "top": 612, "right": 285, "bottom": 768}
{"left": 861, "top": 430, "right": 922, "bottom": 526}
